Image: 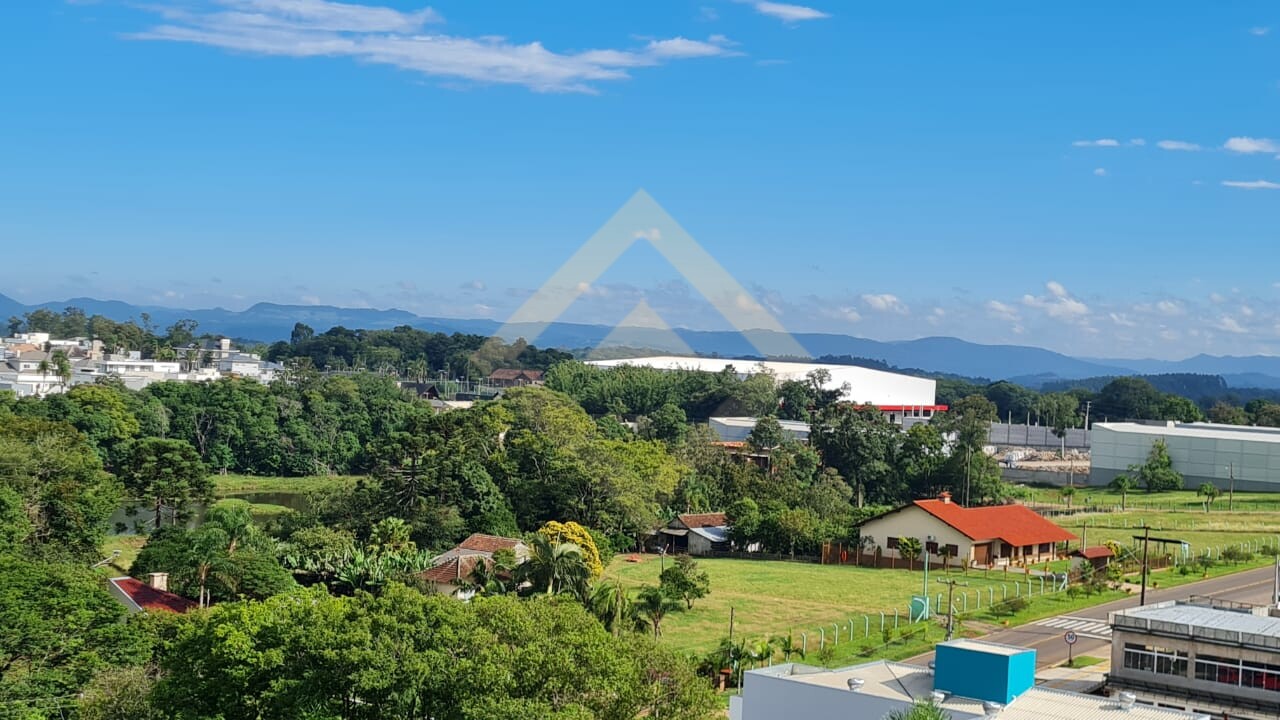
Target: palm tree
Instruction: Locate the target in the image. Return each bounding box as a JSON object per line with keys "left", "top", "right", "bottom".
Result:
{"left": 516, "top": 535, "right": 590, "bottom": 600}
{"left": 1109, "top": 475, "right": 1137, "bottom": 511}
{"left": 1197, "top": 482, "right": 1221, "bottom": 511}
{"left": 773, "top": 631, "right": 805, "bottom": 662}
{"left": 885, "top": 700, "right": 952, "bottom": 720}
{"left": 748, "top": 637, "right": 776, "bottom": 668}
{"left": 1059, "top": 485, "right": 1076, "bottom": 508}
{"left": 590, "top": 580, "right": 637, "bottom": 636}
{"left": 635, "top": 585, "right": 677, "bottom": 638}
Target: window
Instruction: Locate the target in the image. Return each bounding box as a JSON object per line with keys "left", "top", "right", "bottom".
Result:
{"left": 946, "top": 544, "right": 959, "bottom": 557}
{"left": 1038, "top": 543, "right": 1052, "bottom": 554}
{"left": 926, "top": 541, "right": 939, "bottom": 554}
{"left": 887, "top": 537, "right": 899, "bottom": 549}
{"left": 1196, "top": 654, "right": 1280, "bottom": 691}
{"left": 1123, "top": 644, "right": 1187, "bottom": 677}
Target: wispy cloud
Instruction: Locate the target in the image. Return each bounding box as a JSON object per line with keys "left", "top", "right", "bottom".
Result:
{"left": 1022, "top": 280, "right": 1089, "bottom": 321}
{"left": 985, "top": 300, "right": 1020, "bottom": 322}
{"left": 746, "top": 1, "right": 831, "bottom": 22}
{"left": 1157, "top": 140, "right": 1201, "bottom": 151}
{"left": 1093, "top": 167, "right": 1108, "bottom": 177}
{"left": 1224, "top": 137, "right": 1279, "bottom": 154}
{"left": 1222, "top": 179, "right": 1280, "bottom": 190}
{"left": 1072, "top": 138, "right": 1120, "bottom": 147}
{"left": 127, "top": 0, "right": 739, "bottom": 93}
{"left": 861, "top": 293, "right": 909, "bottom": 314}
{"left": 1216, "top": 316, "right": 1248, "bottom": 334}
{"left": 1250, "top": 26, "right": 1271, "bottom": 36}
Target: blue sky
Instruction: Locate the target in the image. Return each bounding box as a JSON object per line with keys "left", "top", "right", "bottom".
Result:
{"left": 1, "top": 1, "right": 1278, "bottom": 359}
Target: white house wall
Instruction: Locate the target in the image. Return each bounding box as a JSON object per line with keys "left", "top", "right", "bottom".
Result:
{"left": 858, "top": 506, "right": 975, "bottom": 562}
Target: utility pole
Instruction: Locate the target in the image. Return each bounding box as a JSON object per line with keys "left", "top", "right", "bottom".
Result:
{"left": 1139, "top": 526, "right": 1151, "bottom": 606}
{"left": 937, "top": 578, "right": 967, "bottom": 641}
{"left": 923, "top": 538, "right": 931, "bottom": 618}
{"left": 964, "top": 446, "right": 972, "bottom": 507}
{"left": 729, "top": 606, "right": 735, "bottom": 640}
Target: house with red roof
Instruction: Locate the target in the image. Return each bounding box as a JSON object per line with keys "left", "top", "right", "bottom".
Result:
{"left": 107, "top": 573, "right": 197, "bottom": 614}
{"left": 421, "top": 533, "right": 529, "bottom": 599}
{"left": 857, "top": 492, "right": 1077, "bottom": 567}
{"left": 656, "top": 512, "right": 732, "bottom": 556}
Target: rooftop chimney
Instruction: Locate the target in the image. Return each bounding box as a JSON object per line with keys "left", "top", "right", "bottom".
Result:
{"left": 939, "top": 491, "right": 952, "bottom": 504}
{"left": 147, "top": 572, "right": 168, "bottom": 592}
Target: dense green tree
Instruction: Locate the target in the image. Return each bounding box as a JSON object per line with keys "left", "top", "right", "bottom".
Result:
{"left": 1109, "top": 475, "right": 1138, "bottom": 510}
{"left": 811, "top": 404, "right": 901, "bottom": 507}
{"left": 0, "top": 418, "right": 121, "bottom": 559}
{"left": 660, "top": 554, "right": 711, "bottom": 609}
{"left": 0, "top": 555, "right": 151, "bottom": 705}
{"left": 1130, "top": 439, "right": 1183, "bottom": 492}
{"left": 152, "top": 586, "right": 718, "bottom": 719}
{"left": 746, "top": 415, "right": 785, "bottom": 450}
{"left": 1208, "top": 401, "right": 1249, "bottom": 426}
{"left": 1096, "top": 377, "right": 1164, "bottom": 420}
{"left": 517, "top": 535, "right": 590, "bottom": 600}
{"left": 120, "top": 438, "right": 212, "bottom": 528}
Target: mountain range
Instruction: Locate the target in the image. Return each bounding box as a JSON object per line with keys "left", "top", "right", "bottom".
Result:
{"left": 6, "top": 292, "right": 1280, "bottom": 389}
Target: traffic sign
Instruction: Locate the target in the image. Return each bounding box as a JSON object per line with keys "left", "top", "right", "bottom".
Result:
{"left": 1064, "top": 631, "right": 1078, "bottom": 645}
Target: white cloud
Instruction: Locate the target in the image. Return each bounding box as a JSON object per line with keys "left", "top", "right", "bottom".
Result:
{"left": 1209, "top": 292, "right": 1225, "bottom": 304}
{"left": 300, "top": 294, "right": 321, "bottom": 305}
{"left": 460, "top": 279, "right": 486, "bottom": 291}
{"left": 1241, "top": 304, "right": 1256, "bottom": 317}
{"left": 1093, "top": 167, "right": 1108, "bottom": 177}
{"left": 861, "top": 293, "right": 909, "bottom": 314}
{"left": 1072, "top": 138, "right": 1120, "bottom": 147}
{"left": 1021, "top": 281, "right": 1089, "bottom": 321}
{"left": 1224, "top": 137, "right": 1280, "bottom": 154}
{"left": 1222, "top": 179, "right": 1280, "bottom": 190}
{"left": 747, "top": 1, "right": 830, "bottom": 22}
{"left": 1109, "top": 312, "right": 1137, "bottom": 327}
{"left": 1155, "top": 300, "right": 1184, "bottom": 316}
{"left": 1250, "top": 26, "right": 1271, "bottom": 36}
{"left": 1157, "top": 140, "right": 1201, "bottom": 151}
{"left": 128, "top": 0, "right": 739, "bottom": 93}
{"left": 820, "top": 306, "right": 861, "bottom": 323}
{"left": 985, "top": 300, "right": 1020, "bottom": 322}
{"left": 1129, "top": 138, "right": 1146, "bottom": 146}
{"left": 1216, "top": 316, "right": 1248, "bottom": 334}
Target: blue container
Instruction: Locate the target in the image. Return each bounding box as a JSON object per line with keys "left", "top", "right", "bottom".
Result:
{"left": 933, "top": 639, "right": 1035, "bottom": 705}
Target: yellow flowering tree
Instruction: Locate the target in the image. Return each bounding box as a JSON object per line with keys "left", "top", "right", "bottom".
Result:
{"left": 538, "top": 520, "right": 604, "bottom": 579}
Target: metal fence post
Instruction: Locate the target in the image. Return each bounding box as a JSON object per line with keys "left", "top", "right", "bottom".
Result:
{"left": 801, "top": 632, "right": 807, "bottom": 655}
{"left": 819, "top": 627, "right": 825, "bottom": 650}
{"left": 832, "top": 623, "right": 839, "bottom": 645}
{"left": 894, "top": 608, "right": 899, "bottom": 630}
{"left": 864, "top": 615, "right": 870, "bottom": 638}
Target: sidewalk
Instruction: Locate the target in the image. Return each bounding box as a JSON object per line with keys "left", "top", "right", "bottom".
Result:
{"left": 1036, "top": 658, "right": 1110, "bottom": 694}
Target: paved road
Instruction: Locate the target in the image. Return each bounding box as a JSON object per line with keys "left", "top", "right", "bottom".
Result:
{"left": 908, "top": 565, "right": 1278, "bottom": 668}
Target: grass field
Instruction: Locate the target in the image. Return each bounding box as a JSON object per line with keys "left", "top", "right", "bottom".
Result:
{"left": 606, "top": 556, "right": 1068, "bottom": 656}
{"left": 1026, "top": 486, "right": 1280, "bottom": 513}
{"left": 96, "top": 534, "right": 147, "bottom": 575}
{"left": 212, "top": 473, "right": 360, "bottom": 496}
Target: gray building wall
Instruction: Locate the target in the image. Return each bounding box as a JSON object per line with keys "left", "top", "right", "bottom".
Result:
{"left": 1090, "top": 424, "right": 1280, "bottom": 492}
{"left": 988, "top": 423, "right": 1090, "bottom": 450}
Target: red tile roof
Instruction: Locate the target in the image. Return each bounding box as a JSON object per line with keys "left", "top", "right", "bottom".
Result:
{"left": 912, "top": 499, "right": 1077, "bottom": 547}
{"left": 1078, "top": 546, "right": 1115, "bottom": 560}
{"left": 456, "top": 533, "right": 524, "bottom": 554}
{"left": 677, "top": 512, "right": 728, "bottom": 529}
{"left": 419, "top": 555, "right": 484, "bottom": 585}
{"left": 108, "top": 577, "right": 197, "bottom": 614}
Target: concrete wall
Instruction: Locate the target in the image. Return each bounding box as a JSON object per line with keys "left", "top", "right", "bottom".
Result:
{"left": 988, "top": 423, "right": 1090, "bottom": 450}
{"left": 1001, "top": 468, "right": 1084, "bottom": 487}
{"left": 1091, "top": 425, "right": 1280, "bottom": 492}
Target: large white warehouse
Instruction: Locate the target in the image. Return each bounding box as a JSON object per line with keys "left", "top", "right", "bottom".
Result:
{"left": 1090, "top": 421, "right": 1280, "bottom": 491}
{"left": 584, "top": 356, "right": 940, "bottom": 416}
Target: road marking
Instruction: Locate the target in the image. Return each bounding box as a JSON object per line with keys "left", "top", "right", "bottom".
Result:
{"left": 1036, "top": 616, "right": 1111, "bottom": 639}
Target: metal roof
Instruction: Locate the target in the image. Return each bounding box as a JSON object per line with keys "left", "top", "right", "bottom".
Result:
{"left": 746, "top": 660, "right": 1207, "bottom": 719}
{"left": 1112, "top": 601, "right": 1280, "bottom": 637}
{"left": 689, "top": 526, "right": 729, "bottom": 543}
{"left": 1095, "top": 421, "right": 1280, "bottom": 444}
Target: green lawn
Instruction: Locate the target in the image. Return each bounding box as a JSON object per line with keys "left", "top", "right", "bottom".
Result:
{"left": 606, "top": 556, "right": 1053, "bottom": 655}
{"left": 96, "top": 534, "right": 146, "bottom": 575}
{"left": 212, "top": 473, "right": 360, "bottom": 496}
{"left": 1065, "top": 655, "right": 1105, "bottom": 669}
{"left": 1026, "top": 486, "right": 1280, "bottom": 513}
{"left": 1054, "top": 510, "right": 1280, "bottom": 558}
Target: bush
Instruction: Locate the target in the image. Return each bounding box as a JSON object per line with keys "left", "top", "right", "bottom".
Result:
{"left": 996, "top": 596, "right": 1029, "bottom": 616}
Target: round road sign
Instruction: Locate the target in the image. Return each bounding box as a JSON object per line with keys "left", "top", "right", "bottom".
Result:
{"left": 1064, "top": 631, "right": 1078, "bottom": 645}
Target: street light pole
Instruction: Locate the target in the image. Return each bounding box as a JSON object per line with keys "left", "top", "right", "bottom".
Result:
{"left": 1228, "top": 463, "right": 1235, "bottom": 512}
{"left": 1139, "top": 526, "right": 1151, "bottom": 606}
{"left": 937, "top": 578, "right": 967, "bottom": 641}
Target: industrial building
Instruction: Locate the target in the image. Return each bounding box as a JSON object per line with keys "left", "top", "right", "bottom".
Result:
{"left": 731, "top": 638, "right": 1207, "bottom": 720}
{"left": 1108, "top": 598, "right": 1280, "bottom": 719}
{"left": 1090, "top": 422, "right": 1280, "bottom": 491}
{"left": 584, "top": 356, "right": 944, "bottom": 421}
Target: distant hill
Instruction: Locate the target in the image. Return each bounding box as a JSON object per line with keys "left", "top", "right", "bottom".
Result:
{"left": 7, "top": 292, "right": 1280, "bottom": 387}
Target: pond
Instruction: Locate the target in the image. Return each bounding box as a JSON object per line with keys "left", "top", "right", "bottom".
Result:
{"left": 109, "top": 491, "right": 312, "bottom": 534}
